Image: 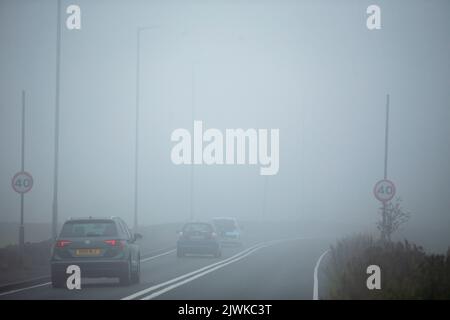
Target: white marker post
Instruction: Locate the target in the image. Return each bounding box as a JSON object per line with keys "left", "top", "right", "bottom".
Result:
{"left": 12, "top": 91, "right": 33, "bottom": 259}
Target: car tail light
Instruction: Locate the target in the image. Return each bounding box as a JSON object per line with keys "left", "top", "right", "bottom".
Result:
{"left": 104, "top": 239, "right": 125, "bottom": 247}
{"left": 56, "top": 240, "right": 71, "bottom": 248}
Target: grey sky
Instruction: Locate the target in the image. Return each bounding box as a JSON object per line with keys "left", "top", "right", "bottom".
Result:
{"left": 1, "top": 0, "right": 449, "bottom": 250}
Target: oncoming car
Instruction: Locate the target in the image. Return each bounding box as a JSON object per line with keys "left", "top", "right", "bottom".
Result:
{"left": 50, "top": 217, "right": 142, "bottom": 288}
{"left": 212, "top": 217, "right": 242, "bottom": 246}
{"left": 177, "top": 222, "right": 222, "bottom": 258}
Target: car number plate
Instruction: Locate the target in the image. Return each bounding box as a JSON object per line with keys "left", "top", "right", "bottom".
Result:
{"left": 75, "top": 248, "right": 101, "bottom": 256}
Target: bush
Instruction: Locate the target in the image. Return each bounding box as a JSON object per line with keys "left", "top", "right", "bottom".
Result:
{"left": 325, "top": 234, "right": 450, "bottom": 299}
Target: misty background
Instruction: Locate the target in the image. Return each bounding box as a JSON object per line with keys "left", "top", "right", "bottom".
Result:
{"left": 1, "top": 0, "right": 449, "bottom": 252}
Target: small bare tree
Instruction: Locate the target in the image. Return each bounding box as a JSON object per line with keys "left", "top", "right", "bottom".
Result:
{"left": 377, "top": 197, "right": 410, "bottom": 242}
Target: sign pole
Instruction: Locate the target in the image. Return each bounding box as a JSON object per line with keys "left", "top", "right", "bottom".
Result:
{"left": 19, "top": 90, "right": 26, "bottom": 255}
{"left": 190, "top": 63, "right": 196, "bottom": 222}
{"left": 52, "top": 0, "right": 62, "bottom": 239}
{"left": 382, "top": 94, "right": 390, "bottom": 241}
{"left": 384, "top": 94, "right": 390, "bottom": 180}
{"left": 133, "top": 27, "right": 141, "bottom": 233}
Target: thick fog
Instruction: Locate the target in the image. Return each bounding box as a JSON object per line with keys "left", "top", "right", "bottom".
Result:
{"left": 1, "top": 0, "right": 449, "bottom": 251}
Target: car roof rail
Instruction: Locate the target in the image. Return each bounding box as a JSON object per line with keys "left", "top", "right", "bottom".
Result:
{"left": 68, "top": 216, "right": 112, "bottom": 220}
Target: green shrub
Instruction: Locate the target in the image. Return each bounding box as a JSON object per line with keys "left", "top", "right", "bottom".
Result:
{"left": 325, "top": 234, "right": 450, "bottom": 299}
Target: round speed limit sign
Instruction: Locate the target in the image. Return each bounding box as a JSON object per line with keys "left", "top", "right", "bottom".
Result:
{"left": 12, "top": 171, "right": 33, "bottom": 194}
{"left": 373, "top": 179, "right": 395, "bottom": 202}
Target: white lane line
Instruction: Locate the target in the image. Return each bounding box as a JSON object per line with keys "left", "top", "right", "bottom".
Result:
{"left": 0, "top": 282, "right": 51, "bottom": 297}
{"left": 122, "top": 243, "right": 265, "bottom": 300}
{"left": 313, "top": 249, "right": 329, "bottom": 300}
{"left": 141, "top": 249, "right": 176, "bottom": 262}
{"left": 0, "top": 248, "right": 176, "bottom": 297}
{"left": 141, "top": 245, "right": 270, "bottom": 300}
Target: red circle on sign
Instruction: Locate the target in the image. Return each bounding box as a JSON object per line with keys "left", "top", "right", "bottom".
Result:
{"left": 373, "top": 179, "right": 396, "bottom": 202}
{"left": 12, "top": 171, "right": 34, "bottom": 194}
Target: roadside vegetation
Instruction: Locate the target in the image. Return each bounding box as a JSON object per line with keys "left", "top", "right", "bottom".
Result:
{"left": 325, "top": 198, "right": 450, "bottom": 299}
{"left": 325, "top": 234, "right": 450, "bottom": 299}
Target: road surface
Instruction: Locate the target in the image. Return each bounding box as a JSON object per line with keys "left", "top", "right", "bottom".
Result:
{"left": 0, "top": 237, "right": 330, "bottom": 300}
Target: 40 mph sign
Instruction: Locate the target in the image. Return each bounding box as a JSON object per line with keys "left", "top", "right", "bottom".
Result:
{"left": 12, "top": 171, "right": 33, "bottom": 194}
{"left": 373, "top": 179, "right": 395, "bottom": 202}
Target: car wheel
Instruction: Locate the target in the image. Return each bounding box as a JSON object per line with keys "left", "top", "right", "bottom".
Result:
{"left": 131, "top": 256, "right": 140, "bottom": 284}
{"left": 119, "top": 260, "right": 132, "bottom": 286}
{"left": 51, "top": 271, "right": 65, "bottom": 288}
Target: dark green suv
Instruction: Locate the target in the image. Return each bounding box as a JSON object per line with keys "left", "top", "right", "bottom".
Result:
{"left": 50, "top": 217, "right": 142, "bottom": 288}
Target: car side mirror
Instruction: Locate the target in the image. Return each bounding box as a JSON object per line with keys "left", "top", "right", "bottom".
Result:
{"left": 134, "top": 233, "right": 143, "bottom": 241}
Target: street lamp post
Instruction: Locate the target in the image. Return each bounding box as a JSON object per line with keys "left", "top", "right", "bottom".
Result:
{"left": 134, "top": 26, "right": 158, "bottom": 232}
{"left": 51, "top": 0, "right": 62, "bottom": 239}
{"left": 381, "top": 94, "right": 390, "bottom": 241}
{"left": 19, "top": 90, "right": 26, "bottom": 254}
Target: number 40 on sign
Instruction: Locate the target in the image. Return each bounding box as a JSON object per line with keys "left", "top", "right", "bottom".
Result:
{"left": 373, "top": 179, "right": 395, "bottom": 203}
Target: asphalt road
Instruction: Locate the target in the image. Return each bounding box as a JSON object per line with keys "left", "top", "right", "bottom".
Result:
{"left": 0, "top": 237, "right": 330, "bottom": 300}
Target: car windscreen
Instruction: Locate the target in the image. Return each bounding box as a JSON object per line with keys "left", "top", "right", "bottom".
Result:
{"left": 183, "top": 223, "right": 213, "bottom": 233}
{"left": 60, "top": 221, "right": 118, "bottom": 237}
{"left": 213, "top": 219, "right": 237, "bottom": 232}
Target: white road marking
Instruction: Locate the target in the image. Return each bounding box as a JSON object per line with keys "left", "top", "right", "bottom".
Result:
{"left": 122, "top": 243, "right": 265, "bottom": 300}
{"left": 123, "top": 237, "right": 307, "bottom": 300}
{"left": 141, "top": 244, "right": 270, "bottom": 300}
{"left": 313, "top": 249, "right": 329, "bottom": 300}
{"left": 1, "top": 238, "right": 321, "bottom": 299}
{"left": 0, "top": 282, "right": 51, "bottom": 297}
{"left": 141, "top": 249, "right": 176, "bottom": 262}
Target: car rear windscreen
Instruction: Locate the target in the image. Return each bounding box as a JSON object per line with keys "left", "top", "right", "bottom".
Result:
{"left": 183, "top": 223, "right": 213, "bottom": 233}
{"left": 60, "top": 220, "right": 118, "bottom": 237}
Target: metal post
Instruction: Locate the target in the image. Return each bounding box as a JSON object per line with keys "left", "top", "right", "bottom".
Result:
{"left": 51, "top": 0, "right": 62, "bottom": 239}
{"left": 133, "top": 28, "right": 141, "bottom": 232}
{"left": 384, "top": 94, "right": 390, "bottom": 180}
{"left": 382, "top": 94, "right": 390, "bottom": 241}
{"left": 190, "top": 64, "right": 195, "bottom": 222}
{"left": 133, "top": 26, "right": 158, "bottom": 232}
{"left": 19, "top": 90, "right": 26, "bottom": 255}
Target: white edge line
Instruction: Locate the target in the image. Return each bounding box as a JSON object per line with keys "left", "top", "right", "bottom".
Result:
{"left": 313, "top": 249, "right": 329, "bottom": 300}
{"left": 141, "top": 249, "right": 176, "bottom": 262}
{"left": 0, "top": 282, "right": 51, "bottom": 297}
{"left": 123, "top": 237, "right": 314, "bottom": 300}
{"left": 121, "top": 243, "right": 264, "bottom": 300}
{"left": 142, "top": 245, "right": 270, "bottom": 300}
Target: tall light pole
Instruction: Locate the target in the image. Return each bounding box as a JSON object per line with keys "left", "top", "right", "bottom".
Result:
{"left": 383, "top": 94, "right": 390, "bottom": 181}
{"left": 190, "top": 63, "right": 196, "bottom": 222}
{"left": 381, "top": 94, "right": 390, "bottom": 240}
{"left": 51, "top": 0, "right": 62, "bottom": 239}
{"left": 19, "top": 90, "right": 26, "bottom": 252}
{"left": 134, "top": 26, "right": 158, "bottom": 232}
